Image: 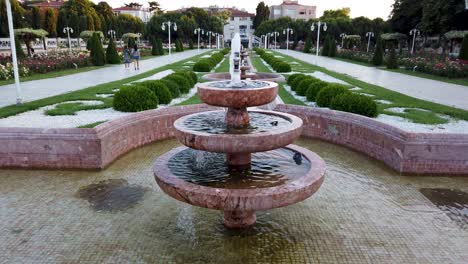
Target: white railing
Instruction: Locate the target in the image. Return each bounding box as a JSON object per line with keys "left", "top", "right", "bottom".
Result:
{"left": 0, "top": 38, "right": 87, "bottom": 50}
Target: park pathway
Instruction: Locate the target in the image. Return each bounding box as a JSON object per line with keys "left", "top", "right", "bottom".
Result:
{"left": 277, "top": 49, "right": 468, "bottom": 111}
{"left": 0, "top": 49, "right": 206, "bottom": 107}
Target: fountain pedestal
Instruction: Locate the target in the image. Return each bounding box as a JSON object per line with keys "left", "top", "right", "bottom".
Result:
{"left": 224, "top": 210, "right": 256, "bottom": 229}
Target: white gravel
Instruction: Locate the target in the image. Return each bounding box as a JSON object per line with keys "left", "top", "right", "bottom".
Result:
{"left": 375, "top": 99, "right": 393, "bottom": 105}
{"left": 131, "top": 70, "right": 174, "bottom": 83}
{"left": 96, "top": 94, "right": 113, "bottom": 98}
{"left": 376, "top": 114, "right": 468, "bottom": 133}
{"left": 386, "top": 107, "right": 431, "bottom": 114}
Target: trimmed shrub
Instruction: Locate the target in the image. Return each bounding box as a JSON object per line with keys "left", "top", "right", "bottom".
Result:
{"left": 306, "top": 81, "right": 328, "bottom": 101}
{"left": 316, "top": 84, "right": 350, "bottom": 107}
{"left": 297, "top": 77, "right": 319, "bottom": 96}
{"left": 386, "top": 45, "right": 398, "bottom": 69}
{"left": 192, "top": 51, "right": 225, "bottom": 72}
{"left": 287, "top": 74, "right": 305, "bottom": 86}
{"left": 90, "top": 33, "right": 105, "bottom": 66}
{"left": 303, "top": 37, "right": 312, "bottom": 53}
{"left": 291, "top": 74, "right": 309, "bottom": 91}
{"left": 331, "top": 93, "right": 378, "bottom": 117}
{"left": 459, "top": 34, "right": 468, "bottom": 61}
{"left": 113, "top": 85, "right": 158, "bottom": 112}
{"left": 165, "top": 74, "right": 191, "bottom": 93}
{"left": 151, "top": 38, "right": 158, "bottom": 56}
{"left": 175, "top": 39, "right": 184, "bottom": 52}
{"left": 193, "top": 61, "right": 211, "bottom": 72}
{"left": 140, "top": 80, "right": 173, "bottom": 104}
{"left": 322, "top": 35, "right": 330, "bottom": 56}
{"left": 106, "top": 38, "right": 120, "bottom": 64}
{"left": 329, "top": 38, "right": 337, "bottom": 57}
{"left": 15, "top": 37, "right": 25, "bottom": 59}
{"left": 276, "top": 62, "right": 292, "bottom": 73}
{"left": 255, "top": 48, "right": 292, "bottom": 73}
{"left": 177, "top": 71, "right": 197, "bottom": 84}
{"left": 372, "top": 37, "right": 384, "bottom": 66}
{"left": 161, "top": 79, "right": 180, "bottom": 98}
{"left": 189, "top": 40, "right": 194, "bottom": 49}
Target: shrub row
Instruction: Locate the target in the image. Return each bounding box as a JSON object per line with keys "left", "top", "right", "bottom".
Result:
{"left": 287, "top": 74, "right": 378, "bottom": 117}
{"left": 254, "top": 48, "right": 292, "bottom": 73}
{"left": 193, "top": 48, "right": 230, "bottom": 72}
{"left": 113, "top": 70, "right": 197, "bottom": 112}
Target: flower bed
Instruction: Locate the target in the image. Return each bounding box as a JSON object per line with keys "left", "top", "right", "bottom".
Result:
{"left": 400, "top": 56, "right": 468, "bottom": 78}
{"left": 337, "top": 49, "right": 372, "bottom": 64}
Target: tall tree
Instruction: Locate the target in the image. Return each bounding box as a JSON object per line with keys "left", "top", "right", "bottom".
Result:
{"left": 44, "top": 8, "right": 57, "bottom": 37}
{"left": 421, "top": 0, "right": 467, "bottom": 34}
{"left": 253, "top": 2, "right": 270, "bottom": 29}
{"left": 389, "top": 0, "right": 422, "bottom": 34}
{"left": 95, "top": 1, "right": 115, "bottom": 33}
{"left": 321, "top": 8, "right": 351, "bottom": 20}
{"left": 58, "top": 0, "right": 102, "bottom": 37}
{"left": 31, "top": 6, "right": 42, "bottom": 29}
{"left": 125, "top": 2, "right": 142, "bottom": 8}
{"left": 0, "top": 0, "right": 28, "bottom": 37}
{"left": 148, "top": 1, "right": 162, "bottom": 14}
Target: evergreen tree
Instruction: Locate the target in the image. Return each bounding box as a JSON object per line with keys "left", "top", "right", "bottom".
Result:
{"left": 386, "top": 44, "right": 398, "bottom": 69}
{"left": 175, "top": 39, "right": 184, "bottom": 52}
{"left": 459, "top": 34, "right": 468, "bottom": 61}
{"left": 189, "top": 40, "right": 194, "bottom": 49}
{"left": 106, "top": 38, "right": 120, "bottom": 64}
{"left": 31, "top": 7, "right": 41, "bottom": 29}
{"left": 151, "top": 37, "right": 158, "bottom": 56}
{"left": 90, "top": 33, "right": 105, "bottom": 66}
{"left": 329, "top": 38, "right": 337, "bottom": 57}
{"left": 156, "top": 39, "right": 164, "bottom": 55}
{"left": 372, "top": 37, "right": 384, "bottom": 66}
{"left": 303, "top": 37, "right": 312, "bottom": 53}
{"left": 253, "top": 2, "right": 270, "bottom": 29}
{"left": 321, "top": 36, "right": 330, "bottom": 56}
{"left": 44, "top": 8, "right": 57, "bottom": 37}
{"left": 15, "top": 37, "right": 25, "bottom": 59}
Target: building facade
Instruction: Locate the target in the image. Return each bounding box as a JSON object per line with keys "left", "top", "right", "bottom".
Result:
{"left": 223, "top": 8, "right": 255, "bottom": 45}
{"left": 113, "top": 6, "right": 153, "bottom": 23}
{"left": 269, "top": 0, "right": 316, "bottom": 20}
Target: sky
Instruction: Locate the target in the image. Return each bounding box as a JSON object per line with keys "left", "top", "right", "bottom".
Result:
{"left": 97, "top": 0, "right": 394, "bottom": 19}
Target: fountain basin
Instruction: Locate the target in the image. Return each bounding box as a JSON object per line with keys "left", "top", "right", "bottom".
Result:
{"left": 153, "top": 144, "right": 326, "bottom": 228}
{"left": 174, "top": 110, "right": 303, "bottom": 153}
{"left": 202, "top": 72, "right": 286, "bottom": 83}
{"left": 198, "top": 81, "right": 279, "bottom": 108}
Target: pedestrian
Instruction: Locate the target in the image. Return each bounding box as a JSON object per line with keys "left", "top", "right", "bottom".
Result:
{"left": 123, "top": 45, "right": 131, "bottom": 69}
{"left": 132, "top": 44, "right": 140, "bottom": 71}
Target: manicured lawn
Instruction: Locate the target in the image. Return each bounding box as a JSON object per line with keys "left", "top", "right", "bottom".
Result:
{"left": 77, "top": 121, "right": 107, "bottom": 128}
{"left": 263, "top": 50, "right": 468, "bottom": 124}
{"left": 0, "top": 51, "right": 211, "bottom": 118}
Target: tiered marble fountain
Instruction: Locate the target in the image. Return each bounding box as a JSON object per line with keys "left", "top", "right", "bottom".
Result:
{"left": 154, "top": 34, "right": 326, "bottom": 229}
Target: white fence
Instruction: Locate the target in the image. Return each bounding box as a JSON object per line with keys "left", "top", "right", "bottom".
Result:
{"left": 0, "top": 38, "right": 87, "bottom": 50}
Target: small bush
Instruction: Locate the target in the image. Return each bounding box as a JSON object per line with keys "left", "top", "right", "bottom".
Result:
{"left": 193, "top": 61, "right": 211, "bottom": 72}
{"left": 306, "top": 81, "right": 328, "bottom": 101}
{"left": 304, "top": 37, "right": 312, "bottom": 53}
{"left": 113, "top": 85, "right": 158, "bottom": 112}
{"left": 90, "top": 33, "right": 105, "bottom": 66}
{"left": 161, "top": 79, "right": 180, "bottom": 98}
{"left": 297, "top": 77, "right": 319, "bottom": 96}
{"left": 287, "top": 74, "right": 305, "bottom": 86}
{"left": 372, "top": 37, "right": 384, "bottom": 66}
{"left": 316, "top": 84, "right": 350, "bottom": 107}
{"left": 175, "top": 39, "right": 184, "bottom": 52}
{"left": 386, "top": 45, "right": 398, "bottom": 69}
{"left": 331, "top": 93, "right": 378, "bottom": 117}
{"left": 165, "top": 74, "right": 191, "bottom": 93}
{"left": 291, "top": 75, "right": 309, "bottom": 91}
{"left": 275, "top": 62, "right": 292, "bottom": 73}
{"left": 177, "top": 71, "right": 197, "bottom": 84}
{"left": 106, "top": 38, "right": 120, "bottom": 64}
{"left": 140, "top": 81, "right": 173, "bottom": 104}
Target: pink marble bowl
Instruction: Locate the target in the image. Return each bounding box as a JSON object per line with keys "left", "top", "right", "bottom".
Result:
{"left": 153, "top": 144, "right": 326, "bottom": 212}
{"left": 197, "top": 81, "right": 279, "bottom": 108}
{"left": 173, "top": 110, "right": 303, "bottom": 154}
{"left": 202, "top": 72, "right": 286, "bottom": 83}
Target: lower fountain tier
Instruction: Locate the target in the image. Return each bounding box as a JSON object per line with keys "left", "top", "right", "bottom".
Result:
{"left": 174, "top": 110, "right": 303, "bottom": 154}
{"left": 202, "top": 72, "right": 285, "bottom": 83}
{"left": 153, "top": 145, "right": 326, "bottom": 228}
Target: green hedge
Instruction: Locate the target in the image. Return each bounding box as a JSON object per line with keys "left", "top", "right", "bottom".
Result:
{"left": 113, "top": 85, "right": 158, "bottom": 112}
{"left": 193, "top": 50, "right": 227, "bottom": 72}
{"left": 161, "top": 79, "right": 180, "bottom": 98}
{"left": 331, "top": 93, "right": 378, "bottom": 117}
{"left": 254, "top": 48, "right": 291, "bottom": 73}
{"left": 164, "top": 74, "right": 192, "bottom": 93}
{"left": 297, "top": 77, "right": 319, "bottom": 96}
{"left": 316, "top": 84, "right": 350, "bottom": 107}
{"left": 291, "top": 74, "right": 309, "bottom": 91}
{"left": 306, "top": 81, "right": 328, "bottom": 101}
{"left": 139, "top": 80, "right": 172, "bottom": 104}
{"left": 287, "top": 74, "right": 305, "bottom": 86}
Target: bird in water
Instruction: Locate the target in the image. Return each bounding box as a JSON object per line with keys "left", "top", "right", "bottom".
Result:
{"left": 293, "top": 152, "right": 302, "bottom": 165}
{"left": 270, "top": 121, "right": 278, "bottom": 126}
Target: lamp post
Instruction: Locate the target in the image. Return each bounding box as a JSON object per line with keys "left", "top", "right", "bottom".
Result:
{"left": 63, "top": 26, "right": 73, "bottom": 55}
{"left": 206, "top": 31, "right": 213, "bottom": 49}
{"left": 108, "top": 30, "right": 116, "bottom": 40}
{"left": 366, "top": 32, "right": 374, "bottom": 53}
{"left": 409, "top": 29, "right": 420, "bottom": 54}
{"left": 266, "top": 33, "right": 271, "bottom": 49}
{"left": 340, "top": 33, "right": 347, "bottom": 48}
{"left": 311, "top": 22, "right": 327, "bottom": 56}
{"left": 5, "top": 0, "right": 21, "bottom": 105}
{"left": 260, "top": 34, "right": 265, "bottom": 49}
{"left": 194, "top": 28, "right": 204, "bottom": 53}
{"left": 161, "top": 21, "right": 177, "bottom": 55}
{"left": 283, "top": 28, "right": 293, "bottom": 51}
{"left": 214, "top": 33, "right": 219, "bottom": 49}
{"left": 271, "top": 32, "right": 279, "bottom": 50}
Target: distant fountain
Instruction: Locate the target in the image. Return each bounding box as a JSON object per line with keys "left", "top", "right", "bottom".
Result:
{"left": 154, "top": 33, "right": 326, "bottom": 229}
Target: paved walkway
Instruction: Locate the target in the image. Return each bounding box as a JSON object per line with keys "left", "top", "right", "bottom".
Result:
{"left": 0, "top": 49, "right": 206, "bottom": 107}
{"left": 278, "top": 50, "right": 468, "bottom": 111}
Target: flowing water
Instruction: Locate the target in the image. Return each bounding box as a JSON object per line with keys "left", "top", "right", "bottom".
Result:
{"left": 206, "top": 80, "right": 270, "bottom": 89}
{"left": 181, "top": 111, "right": 291, "bottom": 134}
{"left": 1, "top": 138, "right": 467, "bottom": 263}
{"left": 167, "top": 148, "right": 310, "bottom": 189}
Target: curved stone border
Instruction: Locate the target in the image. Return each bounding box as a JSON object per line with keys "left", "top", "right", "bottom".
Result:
{"left": 1, "top": 104, "right": 468, "bottom": 175}
{"left": 153, "top": 144, "right": 326, "bottom": 211}
{"left": 174, "top": 110, "right": 303, "bottom": 153}
{"left": 202, "top": 72, "right": 286, "bottom": 83}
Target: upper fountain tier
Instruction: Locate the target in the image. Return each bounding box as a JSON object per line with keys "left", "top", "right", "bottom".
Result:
{"left": 197, "top": 80, "right": 278, "bottom": 108}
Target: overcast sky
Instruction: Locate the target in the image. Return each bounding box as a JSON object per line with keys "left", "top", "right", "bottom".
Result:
{"left": 96, "top": 0, "right": 393, "bottom": 19}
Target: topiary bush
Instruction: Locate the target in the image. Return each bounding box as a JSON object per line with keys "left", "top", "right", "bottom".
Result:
{"left": 297, "top": 77, "right": 319, "bottom": 96}
{"left": 90, "top": 33, "right": 105, "bottom": 66}
{"left": 316, "top": 84, "right": 350, "bottom": 107}
{"left": 140, "top": 80, "right": 173, "bottom": 104}
{"left": 303, "top": 37, "right": 312, "bottom": 53}
{"left": 306, "top": 81, "right": 328, "bottom": 101}
{"left": 276, "top": 62, "right": 292, "bottom": 73}
{"left": 177, "top": 71, "right": 197, "bottom": 85}
{"left": 106, "top": 38, "right": 120, "bottom": 64}
{"left": 175, "top": 39, "right": 184, "bottom": 52}
{"left": 329, "top": 38, "right": 337, "bottom": 57}
{"left": 161, "top": 79, "right": 180, "bottom": 98}
{"left": 331, "top": 93, "right": 378, "bottom": 117}
{"left": 113, "top": 85, "right": 158, "bottom": 112}
{"left": 291, "top": 74, "right": 309, "bottom": 91}
{"left": 386, "top": 45, "right": 398, "bottom": 69}
{"left": 287, "top": 74, "right": 305, "bottom": 86}
{"left": 165, "top": 74, "right": 191, "bottom": 93}
{"left": 255, "top": 48, "right": 292, "bottom": 73}
{"left": 193, "top": 60, "right": 211, "bottom": 72}
{"left": 372, "top": 37, "right": 384, "bottom": 66}
{"left": 192, "top": 51, "right": 225, "bottom": 72}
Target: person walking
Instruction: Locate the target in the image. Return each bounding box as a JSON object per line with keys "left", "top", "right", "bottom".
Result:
{"left": 123, "top": 46, "right": 131, "bottom": 69}
{"left": 132, "top": 45, "right": 140, "bottom": 71}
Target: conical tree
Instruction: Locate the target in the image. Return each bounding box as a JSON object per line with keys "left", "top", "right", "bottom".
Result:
{"left": 303, "top": 37, "right": 312, "bottom": 53}
{"left": 15, "top": 37, "right": 25, "bottom": 59}
{"left": 321, "top": 35, "right": 330, "bottom": 56}
{"left": 106, "top": 38, "right": 120, "bottom": 64}
{"left": 156, "top": 39, "right": 164, "bottom": 55}
{"left": 128, "top": 37, "right": 136, "bottom": 49}
{"left": 329, "top": 38, "right": 337, "bottom": 57}
{"left": 151, "top": 37, "right": 158, "bottom": 55}
{"left": 189, "top": 40, "right": 194, "bottom": 49}
{"left": 386, "top": 44, "right": 398, "bottom": 69}
{"left": 459, "top": 34, "right": 468, "bottom": 61}
{"left": 372, "top": 37, "right": 384, "bottom": 66}
{"left": 90, "top": 33, "right": 106, "bottom": 66}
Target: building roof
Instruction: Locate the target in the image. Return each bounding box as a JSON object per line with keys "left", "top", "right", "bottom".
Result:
{"left": 29, "top": 0, "right": 66, "bottom": 9}
{"left": 227, "top": 8, "right": 255, "bottom": 18}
